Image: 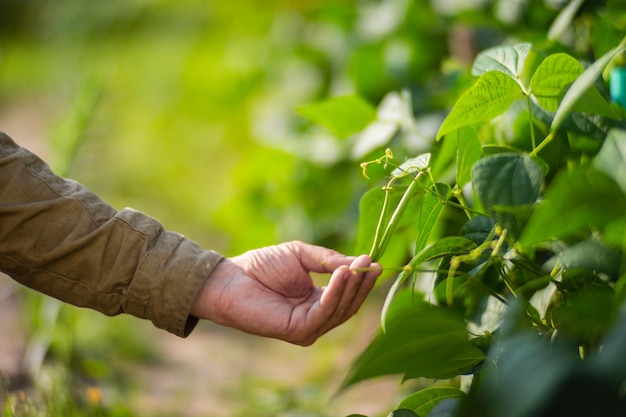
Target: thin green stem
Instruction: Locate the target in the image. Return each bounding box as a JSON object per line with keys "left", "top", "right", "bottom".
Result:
{"left": 529, "top": 131, "right": 555, "bottom": 157}
{"left": 373, "top": 177, "right": 420, "bottom": 261}
{"left": 526, "top": 94, "right": 537, "bottom": 150}
{"left": 368, "top": 183, "right": 392, "bottom": 260}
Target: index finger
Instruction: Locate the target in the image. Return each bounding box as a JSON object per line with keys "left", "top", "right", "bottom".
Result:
{"left": 286, "top": 240, "right": 357, "bottom": 274}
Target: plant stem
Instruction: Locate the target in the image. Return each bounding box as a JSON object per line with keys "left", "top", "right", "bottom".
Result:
{"left": 369, "top": 182, "right": 393, "bottom": 260}
{"left": 371, "top": 176, "right": 420, "bottom": 261}
{"left": 529, "top": 131, "right": 555, "bottom": 157}
{"left": 526, "top": 94, "right": 537, "bottom": 150}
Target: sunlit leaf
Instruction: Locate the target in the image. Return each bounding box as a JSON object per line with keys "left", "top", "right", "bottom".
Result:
{"left": 342, "top": 291, "right": 484, "bottom": 390}
{"left": 531, "top": 53, "right": 583, "bottom": 112}
{"left": 550, "top": 288, "right": 614, "bottom": 341}
{"left": 395, "top": 387, "right": 465, "bottom": 417}
{"left": 456, "top": 126, "right": 482, "bottom": 187}
{"left": 552, "top": 43, "right": 626, "bottom": 131}
{"left": 355, "top": 185, "right": 425, "bottom": 255}
{"left": 297, "top": 94, "right": 377, "bottom": 138}
{"left": 392, "top": 153, "right": 431, "bottom": 176}
{"left": 471, "top": 43, "right": 532, "bottom": 81}
{"left": 437, "top": 71, "right": 524, "bottom": 140}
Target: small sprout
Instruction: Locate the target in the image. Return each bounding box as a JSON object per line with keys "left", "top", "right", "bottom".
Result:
{"left": 359, "top": 148, "right": 395, "bottom": 179}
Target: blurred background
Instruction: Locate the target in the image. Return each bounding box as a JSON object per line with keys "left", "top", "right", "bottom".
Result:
{"left": 0, "top": 0, "right": 573, "bottom": 415}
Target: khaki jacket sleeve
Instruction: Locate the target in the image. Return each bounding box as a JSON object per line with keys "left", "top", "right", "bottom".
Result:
{"left": 0, "top": 131, "right": 224, "bottom": 337}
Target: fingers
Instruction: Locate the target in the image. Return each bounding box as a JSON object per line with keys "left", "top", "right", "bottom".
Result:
{"left": 305, "top": 254, "right": 380, "bottom": 339}
{"left": 285, "top": 241, "right": 356, "bottom": 274}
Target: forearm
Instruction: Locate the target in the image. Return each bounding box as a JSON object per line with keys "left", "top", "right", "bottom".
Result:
{"left": 0, "top": 132, "right": 223, "bottom": 337}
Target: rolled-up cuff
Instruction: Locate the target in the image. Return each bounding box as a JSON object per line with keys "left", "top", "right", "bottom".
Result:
{"left": 123, "top": 212, "right": 224, "bottom": 337}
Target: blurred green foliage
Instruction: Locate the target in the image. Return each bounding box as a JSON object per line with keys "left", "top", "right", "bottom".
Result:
{"left": 5, "top": 0, "right": 625, "bottom": 416}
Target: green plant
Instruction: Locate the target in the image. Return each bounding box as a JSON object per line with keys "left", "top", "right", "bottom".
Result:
{"left": 301, "top": 3, "right": 626, "bottom": 416}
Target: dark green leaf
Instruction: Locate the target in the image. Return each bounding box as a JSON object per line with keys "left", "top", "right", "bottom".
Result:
{"left": 296, "top": 94, "right": 376, "bottom": 138}
{"left": 342, "top": 291, "right": 484, "bottom": 390}
{"left": 427, "top": 398, "right": 462, "bottom": 417}
{"left": 471, "top": 153, "right": 543, "bottom": 211}
{"left": 458, "top": 216, "right": 496, "bottom": 246}
{"left": 521, "top": 167, "right": 626, "bottom": 246}
{"left": 437, "top": 71, "right": 524, "bottom": 140}
{"left": 545, "top": 238, "right": 622, "bottom": 278}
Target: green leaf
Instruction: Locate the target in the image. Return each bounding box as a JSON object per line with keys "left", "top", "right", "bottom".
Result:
{"left": 296, "top": 94, "right": 376, "bottom": 138}
{"left": 342, "top": 291, "right": 484, "bottom": 390}
{"left": 532, "top": 53, "right": 621, "bottom": 119}
{"left": 521, "top": 167, "right": 626, "bottom": 246}
{"left": 471, "top": 153, "right": 543, "bottom": 211}
{"left": 388, "top": 410, "right": 418, "bottom": 417}
{"left": 471, "top": 43, "right": 532, "bottom": 81}
{"left": 392, "top": 153, "right": 431, "bottom": 176}
{"left": 437, "top": 71, "right": 524, "bottom": 140}
{"left": 395, "top": 387, "right": 466, "bottom": 416}
{"left": 594, "top": 128, "right": 626, "bottom": 193}
{"left": 531, "top": 53, "right": 583, "bottom": 112}
{"left": 472, "top": 153, "right": 543, "bottom": 238}
{"left": 545, "top": 238, "right": 622, "bottom": 279}
{"left": 552, "top": 43, "right": 626, "bottom": 131}
{"left": 455, "top": 126, "right": 482, "bottom": 187}
{"left": 551, "top": 287, "right": 614, "bottom": 341}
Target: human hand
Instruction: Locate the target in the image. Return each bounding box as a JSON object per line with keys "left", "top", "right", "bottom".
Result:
{"left": 191, "top": 241, "right": 381, "bottom": 345}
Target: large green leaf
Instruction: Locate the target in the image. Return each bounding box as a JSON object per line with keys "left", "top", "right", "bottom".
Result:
{"left": 552, "top": 42, "right": 626, "bottom": 131}
{"left": 296, "top": 94, "right": 377, "bottom": 138}
{"left": 521, "top": 167, "right": 626, "bottom": 246}
{"left": 544, "top": 238, "right": 622, "bottom": 279}
{"left": 394, "top": 387, "right": 466, "bottom": 416}
{"left": 471, "top": 43, "right": 532, "bottom": 81}
{"left": 342, "top": 291, "right": 484, "bottom": 390}
{"left": 472, "top": 153, "right": 543, "bottom": 238}
{"left": 437, "top": 71, "right": 524, "bottom": 140}
{"left": 594, "top": 128, "right": 626, "bottom": 193}
{"left": 531, "top": 53, "right": 583, "bottom": 112}
{"left": 471, "top": 153, "right": 543, "bottom": 211}
{"left": 532, "top": 53, "right": 621, "bottom": 118}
